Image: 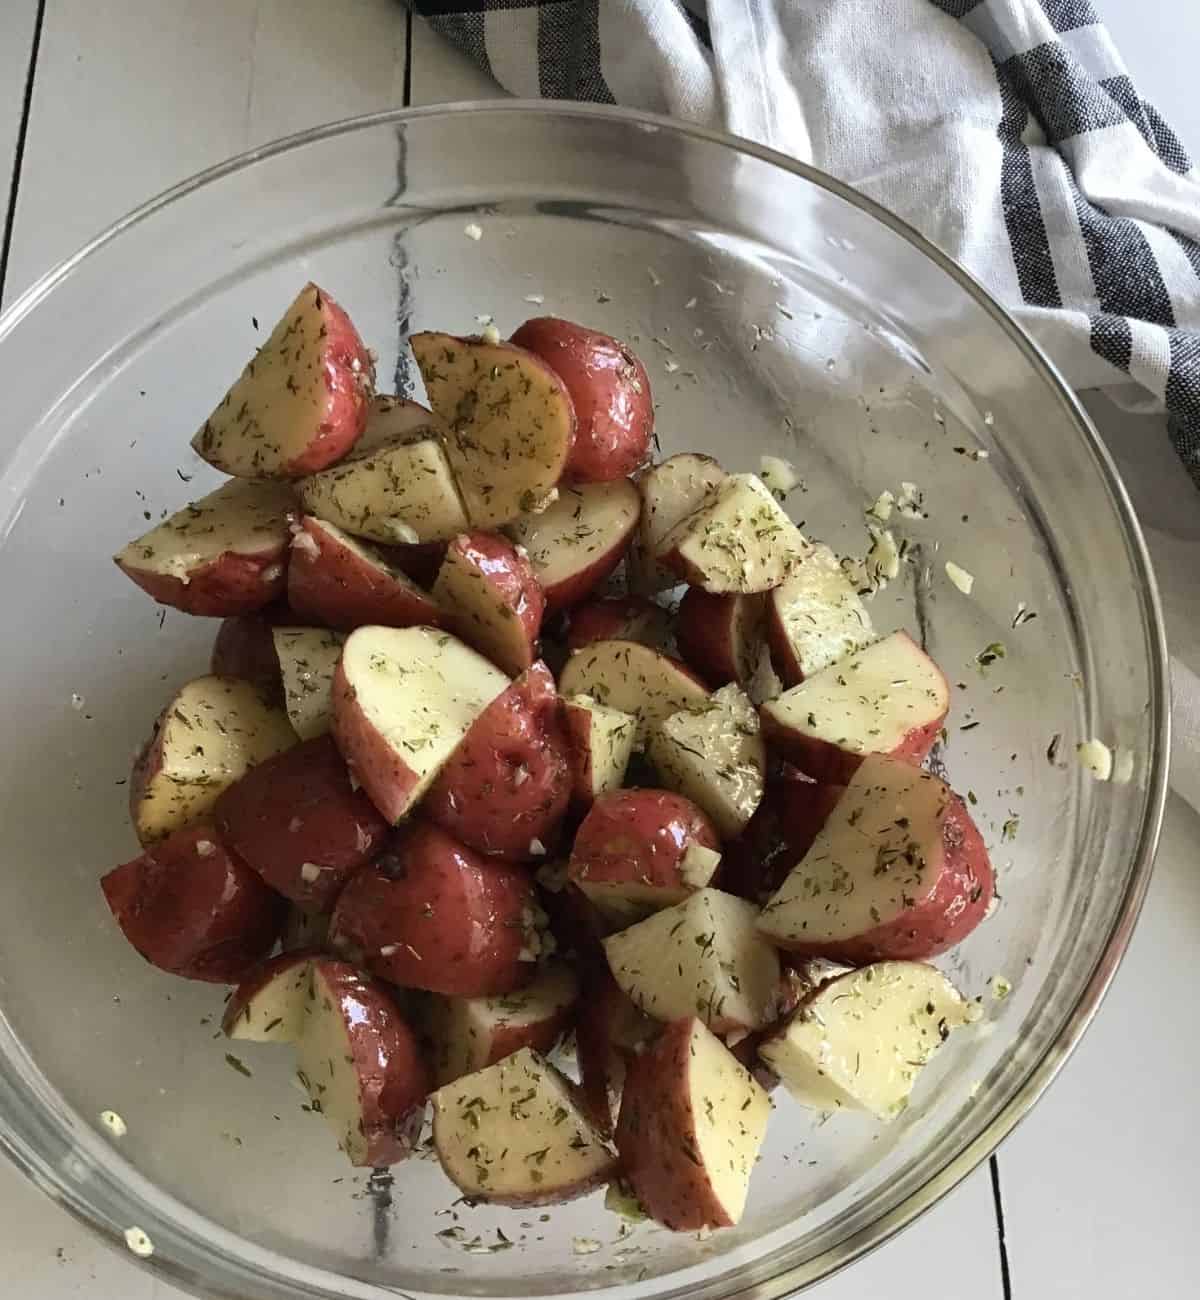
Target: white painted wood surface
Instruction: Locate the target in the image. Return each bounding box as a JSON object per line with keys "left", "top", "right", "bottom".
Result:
{"left": 0, "top": 4, "right": 1197, "bottom": 1299}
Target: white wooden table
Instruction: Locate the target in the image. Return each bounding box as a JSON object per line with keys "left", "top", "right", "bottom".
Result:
{"left": 1, "top": 4, "right": 1198, "bottom": 1298}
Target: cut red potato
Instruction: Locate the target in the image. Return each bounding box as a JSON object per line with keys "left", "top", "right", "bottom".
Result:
{"left": 328, "top": 823, "right": 540, "bottom": 995}
{"left": 766, "top": 543, "right": 875, "bottom": 686}
{"left": 411, "top": 332, "right": 575, "bottom": 528}
{"left": 757, "top": 754, "right": 994, "bottom": 961}
{"left": 427, "top": 960, "right": 579, "bottom": 1086}
{"left": 575, "top": 965, "right": 656, "bottom": 1131}
{"left": 510, "top": 317, "right": 653, "bottom": 483}
{"left": 568, "top": 789, "right": 721, "bottom": 925}
{"left": 297, "top": 395, "right": 469, "bottom": 544}
{"left": 215, "top": 735, "right": 389, "bottom": 911}
{"left": 562, "top": 694, "right": 637, "bottom": 808}
{"left": 423, "top": 661, "right": 570, "bottom": 861}
{"left": 222, "top": 950, "right": 315, "bottom": 1042}
{"left": 130, "top": 675, "right": 296, "bottom": 844}
{"left": 676, "top": 589, "right": 766, "bottom": 687}
{"left": 506, "top": 479, "right": 640, "bottom": 613}
{"left": 603, "top": 887, "right": 780, "bottom": 1033}
{"left": 629, "top": 453, "right": 726, "bottom": 593}
{"left": 557, "top": 639, "right": 710, "bottom": 743}
{"left": 101, "top": 825, "right": 284, "bottom": 983}
{"left": 432, "top": 530, "right": 545, "bottom": 677}
{"left": 716, "top": 772, "right": 844, "bottom": 902}
{"left": 210, "top": 605, "right": 291, "bottom": 696}
{"left": 272, "top": 626, "right": 345, "bottom": 741}
{"left": 566, "top": 595, "right": 669, "bottom": 653}
{"left": 616, "top": 1017, "right": 769, "bottom": 1230}
{"left": 114, "top": 479, "right": 294, "bottom": 617}
{"left": 286, "top": 515, "right": 444, "bottom": 632}
{"left": 760, "top": 631, "right": 950, "bottom": 783}
{"left": 661, "top": 473, "right": 809, "bottom": 594}
{"left": 646, "top": 684, "right": 765, "bottom": 840}
{"left": 431, "top": 1048, "right": 616, "bottom": 1204}
{"left": 331, "top": 626, "right": 508, "bottom": 823}
{"left": 758, "top": 961, "right": 973, "bottom": 1119}
{"left": 296, "top": 958, "right": 429, "bottom": 1167}
{"left": 192, "top": 283, "right": 374, "bottom": 478}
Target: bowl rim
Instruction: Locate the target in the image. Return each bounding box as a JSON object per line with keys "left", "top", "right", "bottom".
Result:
{"left": 0, "top": 100, "right": 1171, "bottom": 1299}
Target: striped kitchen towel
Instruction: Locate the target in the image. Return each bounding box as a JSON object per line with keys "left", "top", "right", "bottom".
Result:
{"left": 412, "top": 0, "right": 1200, "bottom": 492}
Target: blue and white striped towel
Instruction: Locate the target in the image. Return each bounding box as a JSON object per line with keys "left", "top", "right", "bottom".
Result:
{"left": 415, "top": 0, "right": 1200, "bottom": 495}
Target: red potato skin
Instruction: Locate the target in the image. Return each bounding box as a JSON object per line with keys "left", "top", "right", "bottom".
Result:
{"left": 220, "top": 947, "right": 315, "bottom": 1037}
{"left": 615, "top": 1018, "right": 735, "bottom": 1230}
{"left": 440, "top": 530, "right": 545, "bottom": 674}
{"left": 773, "top": 794, "right": 994, "bottom": 963}
{"left": 716, "top": 773, "right": 845, "bottom": 902}
{"left": 116, "top": 546, "right": 287, "bottom": 618}
{"left": 423, "top": 661, "right": 570, "bottom": 861}
{"left": 568, "top": 788, "right": 720, "bottom": 891}
{"left": 510, "top": 318, "right": 652, "bottom": 483}
{"left": 328, "top": 823, "right": 537, "bottom": 995}
{"left": 675, "top": 588, "right": 763, "bottom": 687}
{"left": 287, "top": 515, "right": 444, "bottom": 632}
{"left": 760, "top": 713, "right": 946, "bottom": 785}
{"left": 280, "top": 289, "right": 375, "bottom": 476}
{"left": 100, "top": 825, "right": 285, "bottom": 983}
{"left": 209, "top": 603, "right": 293, "bottom": 696}
{"left": 562, "top": 700, "right": 623, "bottom": 810}
{"left": 329, "top": 657, "right": 420, "bottom": 825}
{"left": 215, "top": 735, "right": 389, "bottom": 911}
{"left": 312, "top": 959, "right": 431, "bottom": 1166}
{"left": 566, "top": 596, "right": 664, "bottom": 652}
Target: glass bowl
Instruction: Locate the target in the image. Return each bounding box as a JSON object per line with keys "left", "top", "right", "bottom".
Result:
{"left": 0, "top": 104, "right": 1168, "bottom": 1300}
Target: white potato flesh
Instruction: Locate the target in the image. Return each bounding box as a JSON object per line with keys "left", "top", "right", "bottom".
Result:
{"left": 429, "top": 962, "right": 579, "bottom": 1086}
{"left": 758, "top": 756, "right": 951, "bottom": 945}
{"left": 769, "top": 543, "right": 875, "bottom": 679}
{"left": 558, "top": 639, "right": 710, "bottom": 743}
{"left": 663, "top": 473, "right": 809, "bottom": 593}
{"left": 680, "top": 1020, "right": 770, "bottom": 1223}
{"left": 224, "top": 957, "right": 312, "bottom": 1043}
{"left": 338, "top": 626, "right": 509, "bottom": 802}
{"left": 563, "top": 694, "right": 637, "bottom": 800}
{"left": 630, "top": 453, "right": 726, "bottom": 592}
{"left": 578, "top": 842, "right": 722, "bottom": 927}
{"left": 113, "top": 478, "right": 295, "bottom": 581}
{"left": 298, "top": 422, "right": 468, "bottom": 544}
{"left": 430, "top": 540, "right": 536, "bottom": 679}
{"left": 761, "top": 631, "right": 948, "bottom": 757}
{"left": 273, "top": 627, "right": 345, "bottom": 740}
{"left": 354, "top": 395, "right": 450, "bottom": 452}
{"left": 506, "top": 480, "right": 640, "bottom": 596}
{"left": 133, "top": 676, "right": 296, "bottom": 842}
{"left": 411, "top": 333, "right": 574, "bottom": 528}
{"left": 646, "top": 683, "right": 765, "bottom": 839}
{"left": 431, "top": 1048, "right": 616, "bottom": 1202}
{"left": 603, "top": 888, "right": 780, "bottom": 1032}
{"left": 758, "top": 961, "right": 972, "bottom": 1118}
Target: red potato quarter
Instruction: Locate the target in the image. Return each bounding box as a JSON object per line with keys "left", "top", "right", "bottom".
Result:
{"left": 675, "top": 588, "right": 766, "bottom": 687}
{"left": 432, "top": 530, "right": 545, "bottom": 677}
{"left": 628, "top": 452, "right": 726, "bottom": 593}
{"left": 287, "top": 515, "right": 444, "bottom": 632}
{"left": 210, "top": 603, "right": 292, "bottom": 696}
{"left": 192, "top": 283, "right": 374, "bottom": 478}
{"left": 215, "top": 734, "right": 389, "bottom": 911}
{"left": 114, "top": 478, "right": 294, "bottom": 617}
{"left": 328, "top": 823, "right": 540, "bottom": 996}
{"left": 510, "top": 317, "right": 653, "bottom": 483}
{"left": 222, "top": 949, "right": 316, "bottom": 1042}
{"left": 565, "top": 595, "right": 669, "bottom": 652}
{"left": 101, "top": 825, "right": 284, "bottom": 984}
{"left": 757, "top": 754, "right": 994, "bottom": 962}
{"left": 423, "top": 661, "right": 571, "bottom": 861}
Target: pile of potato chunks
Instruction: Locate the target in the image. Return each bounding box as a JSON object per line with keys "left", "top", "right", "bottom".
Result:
{"left": 103, "top": 283, "right": 994, "bottom": 1232}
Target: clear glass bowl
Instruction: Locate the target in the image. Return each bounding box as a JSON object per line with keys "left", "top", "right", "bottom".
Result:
{"left": 0, "top": 104, "right": 1168, "bottom": 1300}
